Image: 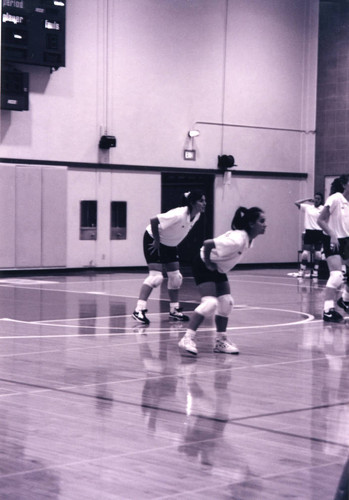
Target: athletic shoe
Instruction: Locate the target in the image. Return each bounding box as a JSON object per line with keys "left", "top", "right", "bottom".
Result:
{"left": 169, "top": 307, "right": 189, "bottom": 321}
{"left": 213, "top": 339, "right": 240, "bottom": 354}
{"left": 132, "top": 309, "right": 150, "bottom": 325}
{"left": 323, "top": 308, "right": 343, "bottom": 323}
{"left": 297, "top": 270, "right": 305, "bottom": 278}
{"left": 178, "top": 335, "right": 197, "bottom": 355}
{"left": 312, "top": 270, "right": 318, "bottom": 278}
{"left": 337, "top": 297, "right": 349, "bottom": 313}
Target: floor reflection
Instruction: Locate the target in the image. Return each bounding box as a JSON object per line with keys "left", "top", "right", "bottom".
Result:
{"left": 0, "top": 408, "right": 61, "bottom": 499}
{"left": 177, "top": 356, "right": 262, "bottom": 497}
{"left": 0, "top": 270, "right": 347, "bottom": 498}
{"left": 138, "top": 324, "right": 179, "bottom": 433}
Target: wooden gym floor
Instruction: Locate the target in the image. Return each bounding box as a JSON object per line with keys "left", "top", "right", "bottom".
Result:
{"left": 0, "top": 268, "right": 347, "bottom": 499}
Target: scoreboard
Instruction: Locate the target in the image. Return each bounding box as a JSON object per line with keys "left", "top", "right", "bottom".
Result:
{"left": 2, "top": 0, "right": 66, "bottom": 69}
{"left": 1, "top": 0, "right": 66, "bottom": 110}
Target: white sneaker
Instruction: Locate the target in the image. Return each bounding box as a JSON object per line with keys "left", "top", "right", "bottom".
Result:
{"left": 169, "top": 308, "right": 189, "bottom": 321}
{"left": 214, "top": 339, "right": 239, "bottom": 354}
{"left": 132, "top": 309, "right": 150, "bottom": 325}
{"left": 178, "top": 335, "right": 197, "bottom": 355}
{"left": 297, "top": 270, "right": 305, "bottom": 278}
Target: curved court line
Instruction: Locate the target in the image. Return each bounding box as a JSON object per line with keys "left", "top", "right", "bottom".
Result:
{"left": 2, "top": 305, "right": 310, "bottom": 326}
{"left": 25, "top": 303, "right": 248, "bottom": 325}
{"left": 0, "top": 306, "right": 314, "bottom": 339}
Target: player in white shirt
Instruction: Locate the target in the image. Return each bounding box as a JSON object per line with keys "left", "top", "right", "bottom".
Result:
{"left": 318, "top": 175, "right": 349, "bottom": 322}
{"left": 295, "top": 193, "right": 324, "bottom": 278}
{"left": 178, "top": 206, "right": 266, "bottom": 355}
{"left": 132, "top": 189, "right": 206, "bottom": 325}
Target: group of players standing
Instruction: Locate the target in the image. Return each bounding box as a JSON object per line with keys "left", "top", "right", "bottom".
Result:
{"left": 131, "top": 189, "right": 266, "bottom": 356}
{"left": 296, "top": 174, "right": 349, "bottom": 323}
{"left": 130, "top": 174, "right": 349, "bottom": 359}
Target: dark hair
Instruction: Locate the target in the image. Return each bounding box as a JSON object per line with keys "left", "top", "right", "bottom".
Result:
{"left": 231, "top": 206, "right": 263, "bottom": 231}
{"left": 314, "top": 192, "right": 324, "bottom": 203}
{"left": 181, "top": 189, "right": 205, "bottom": 207}
{"left": 330, "top": 175, "right": 349, "bottom": 195}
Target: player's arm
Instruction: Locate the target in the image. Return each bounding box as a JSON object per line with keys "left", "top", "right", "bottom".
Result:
{"left": 294, "top": 198, "right": 313, "bottom": 209}
{"left": 202, "top": 239, "right": 217, "bottom": 271}
{"left": 149, "top": 217, "right": 160, "bottom": 254}
{"left": 318, "top": 206, "right": 339, "bottom": 250}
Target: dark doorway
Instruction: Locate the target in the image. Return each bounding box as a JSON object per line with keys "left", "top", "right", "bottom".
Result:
{"left": 161, "top": 173, "right": 214, "bottom": 267}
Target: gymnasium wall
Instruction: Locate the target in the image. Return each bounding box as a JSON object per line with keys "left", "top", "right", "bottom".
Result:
{"left": 0, "top": 164, "right": 67, "bottom": 268}
{"left": 315, "top": 1, "right": 349, "bottom": 193}
{"left": 0, "top": 0, "right": 320, "bottom": 269}
{"left": 66, "top": 169, "right": 160, "bottom": 268}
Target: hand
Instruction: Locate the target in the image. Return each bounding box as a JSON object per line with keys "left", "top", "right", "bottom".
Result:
{"left": 330, "top": 237, "right": 339, "bottom": 252}
{"left": 149, "top": 240, "right": 160, "bottom": 255}
{"left": 205, "top": 261, "right": 217, "bottom": 271}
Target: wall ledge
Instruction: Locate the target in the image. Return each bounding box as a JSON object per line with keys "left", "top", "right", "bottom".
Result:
{"left": 0, "top": 158, "right": 308, "bottom": 179}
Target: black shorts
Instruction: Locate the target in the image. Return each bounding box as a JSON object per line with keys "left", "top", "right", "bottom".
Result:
{"left": 191, "top": 253, "right": 228, "bottom": 286}
{"left": 143, "top": 231, "right": 179, "bottom": 264}
{"left": 323, "top": 235, "right": 349, "bottom": 260}
{"left": 303, "top": 229, "right": 323, "bottom": 250}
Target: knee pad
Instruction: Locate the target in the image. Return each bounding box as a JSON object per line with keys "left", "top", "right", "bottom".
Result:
{"left": 144, "top": 270, "right": 163, "bottom": 288}
{"left": 327, "top": 270, "right": 343, "bottom": 290}
{"left": 314, "top": 250, "right": 322, "bottom": 262}
{"left": 345, "top": 266, "right": 349, "bottom": 282}
{"left": 167, "top": 270, "right": 183, "bottom": 290}
{"left": 195, "top": 296, "right": 218, "bottom": 318}
{"left": 301, "top": 250, "right": 309, "bottom": 262}
{"left": 216, "top": 294, "right": 234, "bottom": 318}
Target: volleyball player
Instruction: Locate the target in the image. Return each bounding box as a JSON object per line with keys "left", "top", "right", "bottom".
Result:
{"left": 132, "top": 189, "right": 206, "bottom": 325}
{"left": 178, "top": 206, "right": 266, "bottom": 355}
{"left": 318, "top": 175, "right": 349, "bottom": 322}
{"left": 295, "top": 193, "right": 324, "bottom": 278}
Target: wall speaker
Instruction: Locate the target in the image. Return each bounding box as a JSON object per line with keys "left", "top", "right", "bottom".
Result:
{"left": 218, "top": 155, "right": 237, "bottom": 170}
{"left": 99, "top": 135, "right": 117, "bottom": 149}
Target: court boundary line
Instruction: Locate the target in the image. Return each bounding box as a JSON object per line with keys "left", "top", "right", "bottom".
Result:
{"left": 0, "top": 307, "right": 314, "bottom": 339}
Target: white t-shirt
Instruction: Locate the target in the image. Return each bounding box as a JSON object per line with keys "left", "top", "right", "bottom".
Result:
{"left": 324, "top": 192, "right": 349, "bottom": 238}
{"left": 200, "top": 229, "right": 252, "bottom": 274}
{"left": 146, "top": 206, "right": 201, "bottom": 247}
{"left": 300, "top": 203, "right": 324, "bottom": 230}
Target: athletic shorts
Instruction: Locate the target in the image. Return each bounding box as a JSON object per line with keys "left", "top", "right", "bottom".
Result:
{"left": 143, "top": 231, "right": 179, "bottom": 264}
{"left": 323, "top": 235, "right": 349, "bottom": 260}
{"left": 303, "top": 229, "right": 323, "bottom": 250}
{"left": 191, "top": 253, "right": 228, "bottom": 286}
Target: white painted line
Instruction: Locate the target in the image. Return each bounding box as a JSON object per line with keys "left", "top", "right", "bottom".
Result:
{"left": 0, "top": 279, "right": 59, "bottom": 285}
{"left": 0, "top": 307, "right": 315, "bottom": 339}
